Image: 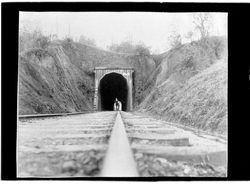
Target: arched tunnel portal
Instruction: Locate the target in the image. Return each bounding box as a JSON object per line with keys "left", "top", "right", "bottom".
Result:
{"left": 94, "top": 68, "right": 134, "bottom": 111}
{"left": 99, "top": 73, "right": 128, "bottom": 111}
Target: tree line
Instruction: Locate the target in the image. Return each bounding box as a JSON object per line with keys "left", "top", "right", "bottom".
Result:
{"left": 19, "top": 13, "right": 214, "bottom": 54}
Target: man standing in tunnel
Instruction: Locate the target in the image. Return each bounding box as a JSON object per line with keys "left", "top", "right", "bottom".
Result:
{"left": 118, "top": 100, "right": 122, "bottom": 111}
{"left": 114, "top": 98, "right": 119, "bottom": 111}
{"left": 114, "top": 98, "right": 122, "bottom": 111}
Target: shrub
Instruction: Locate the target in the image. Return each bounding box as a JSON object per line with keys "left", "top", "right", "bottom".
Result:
{"left": 34, "top": 35, "right": 51, "bottom": 49}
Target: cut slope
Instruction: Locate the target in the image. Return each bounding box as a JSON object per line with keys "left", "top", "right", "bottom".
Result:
{"left": 156, "top": 36, "right": 227, "bottom": 86}
{"left": 138, "top": 59, "right": 227, "bottom": 135}
{"left": 137, "top": 37, "right": 227, "bottom": 135}
{"left": 18, "top": 46, "right": 94, "bottom": 114}
{"left": 18, "top": 40, "right": 157, "bottom": 114}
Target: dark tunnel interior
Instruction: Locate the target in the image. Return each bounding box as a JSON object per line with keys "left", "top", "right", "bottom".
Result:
{"left": 99, "top": 73, "right": 128, "bottom": 111}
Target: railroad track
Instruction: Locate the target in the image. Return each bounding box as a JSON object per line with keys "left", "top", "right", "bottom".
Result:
{"left": 17, "top": 111, "right": 227, "bottom": 178}
{"left": 18, "top": 111, "right": 92, "bottom": 119}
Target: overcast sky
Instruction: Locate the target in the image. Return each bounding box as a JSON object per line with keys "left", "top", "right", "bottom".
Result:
{"left": 20, "top": 12, "right": 227, "bottom": 53}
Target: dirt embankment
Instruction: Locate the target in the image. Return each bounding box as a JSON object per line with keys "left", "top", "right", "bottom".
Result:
{"left": 18, "top": 40, "right": 157, "bottom": 115}
{"left": 18, "top": 45, "right": 94, "bottom": 114}
{"left": 137, "top": 37, "right": 228, "bottom": 135}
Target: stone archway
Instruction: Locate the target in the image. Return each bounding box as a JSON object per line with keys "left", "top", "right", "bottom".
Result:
{"left": 98, "top": 73, "right": 128, "bottom": 111}
{"left": 94, "top": 67, "right": 134, "bottom": 111}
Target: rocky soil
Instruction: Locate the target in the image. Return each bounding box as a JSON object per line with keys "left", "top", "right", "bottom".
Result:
{"left": 134, "top": 152, "right": 226, "bottom": 177}
{"left": 121, "top": 112, "right": 227, "bottom": 177}
{"left": 18, "top": 112, "right": 117, "bottom": 177}
{"left": 18, "top": 111, "right": 227, "bottom": 177}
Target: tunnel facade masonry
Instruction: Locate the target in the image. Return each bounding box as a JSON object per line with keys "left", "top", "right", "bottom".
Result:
{"left": 94, "top": 67, "right": 134, "bottom": 111}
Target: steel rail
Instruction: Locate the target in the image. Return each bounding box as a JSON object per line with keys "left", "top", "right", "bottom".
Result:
{"left": 18, "top": 111, "right": 92, "bottom": 119}
{"left": 101, "top": 111, "right": 139, "bottom": 177}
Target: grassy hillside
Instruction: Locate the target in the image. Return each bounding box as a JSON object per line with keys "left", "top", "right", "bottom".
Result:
{"left": 137, "top": 37, "right": 227, "bottom": 135}
{"left": 155, "top": 36, "right": 226, "bottom": 86}
{"left": 60, "top": 39, "right": 130, "bottom": 72}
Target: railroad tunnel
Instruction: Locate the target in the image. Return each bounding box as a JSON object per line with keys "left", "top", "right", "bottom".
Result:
{"left": 98, "top": 73, "right": 128, "bottom": 111}
{"left": 94, "top": 67, "right": 134, "bottom": 111}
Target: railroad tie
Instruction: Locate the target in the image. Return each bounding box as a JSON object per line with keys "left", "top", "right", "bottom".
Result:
{"left": 101, "top": 112, "right": 139, "bottom": 177}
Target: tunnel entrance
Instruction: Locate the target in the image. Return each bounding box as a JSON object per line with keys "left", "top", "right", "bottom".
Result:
{"left": 98, "top": 73, "right": 128, "bottom": 111}
{"left": 94, "top": 67, "right": 134, "bottom": 111}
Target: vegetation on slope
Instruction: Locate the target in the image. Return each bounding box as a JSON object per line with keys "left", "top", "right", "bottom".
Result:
{"left": 137, "top": 37, "right": 227, "bottom": 135}
{"left": 18, "top": 36, "right": 157, "bottom": 114}
{"left": 19, "top": 46, "right": 94, "bottom": 114}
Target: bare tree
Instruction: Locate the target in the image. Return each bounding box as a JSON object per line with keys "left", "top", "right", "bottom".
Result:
{"left": 193, "top": 13, "right": 212, "bottom": 39}
{"left": 185, "top": 31, "right": 194, "bottom": 42}
{"left": 168, "top": 31, "right": 182, "bottom": 49}
{"left": 108, "top": 41, "right": 134, "bottom": 53}
{"left": 108, "top": 41, "right": 150, "bottom": 55}
{"left": 79, "top": 35, "right": 96, "bottom": 47}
